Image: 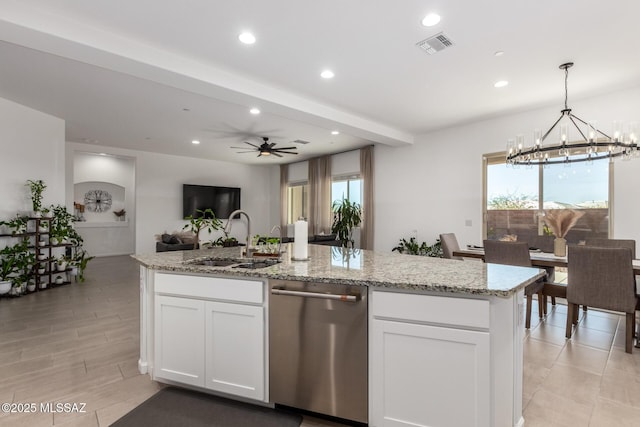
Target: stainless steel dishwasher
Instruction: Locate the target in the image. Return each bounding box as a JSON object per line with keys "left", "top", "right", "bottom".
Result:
{"left": 269, "top": 280, "right": 368, "bottom": 424}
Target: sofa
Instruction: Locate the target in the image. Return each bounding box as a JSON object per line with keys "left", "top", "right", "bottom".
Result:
{"left": 155, "top": 232, "right": 197, "bottom": 252}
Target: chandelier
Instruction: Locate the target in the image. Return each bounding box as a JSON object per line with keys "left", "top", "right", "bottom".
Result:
{"left": 506, "top": 62, "right": 638, "bottom": 165}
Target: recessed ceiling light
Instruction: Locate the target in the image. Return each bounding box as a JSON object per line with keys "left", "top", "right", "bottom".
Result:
{"left": 494, "top": 51, "right": 505, "bottom": 57}
{"left": 192, "top": 140, "right": 200, "bottom": 145}
{"left": 320, "top": 70, "right": 335, "bottom": 79}
{"left": 494, "top": 80, "right": 509, "bottom": 88}
{"left": 331, "top": 130, "right": 340, "bottom": 135}
{"left": 421, "top": 13, "right": 441, "bottom": 27}
{"left": 249, "top": 107, "right": 261, "bottom": 115}
{"left": 238, "top": 32, "right": 256, "bottom": 45}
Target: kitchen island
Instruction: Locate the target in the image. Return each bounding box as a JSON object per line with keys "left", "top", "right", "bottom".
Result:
{"left": 133, "top": 244, "right": 544, "bottom": 427}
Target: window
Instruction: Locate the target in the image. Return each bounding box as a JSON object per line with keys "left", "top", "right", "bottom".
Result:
{"left": 331, "top": 175, "right": 362, "bottom": 206}
{"left": 287, "top": 182, "right": 308, "bottom": 223}
{"left": 484, "top": 153, "right": 610, "bottom": 244}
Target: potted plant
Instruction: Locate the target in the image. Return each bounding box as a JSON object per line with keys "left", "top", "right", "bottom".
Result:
{"left": 183, "top": 208, "right": 223, "bottom": 249}
{"left": 70, "top": 249, "right": 94, "bottom": 283}
{"left": 1, "top": 215, "right": 29, "bottom": 235}
{"left": 50, "top": 204, "right": 76, "bottom": 244}
{"left": 1, "top": 240, "right": 35, "bottom": 295}
{"left": 0, "top": 247, "right": 18, "bottom": 295}
{"left": 26, "top": 179, "right": 47, "bottom": 216}
{"left": 26, "top": 279, "right": 36, "bottom": 293}
{"left": 57, "top": 255, "right": 69, "bottom": 271}
{"left": 331, "top": 199, "right": 362, "bottom": 248}
{"left": 113, "top": 209, "right": 126, "bottom": 221}
{"left": 392, "top": 237, "right": 443, "bottom": 257}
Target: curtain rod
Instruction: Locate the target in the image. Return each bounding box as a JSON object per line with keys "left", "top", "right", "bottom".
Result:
{"left": 284, "top": 144, "right": 374, "bottom": 166}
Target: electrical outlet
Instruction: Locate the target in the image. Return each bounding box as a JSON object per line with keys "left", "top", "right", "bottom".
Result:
{"left": 465, "top": 219, "right": 472, "bottom": 227}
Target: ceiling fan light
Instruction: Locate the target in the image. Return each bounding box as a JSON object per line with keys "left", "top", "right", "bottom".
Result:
{"left": 261, "top": 150, "right": 271, "bottom": 156}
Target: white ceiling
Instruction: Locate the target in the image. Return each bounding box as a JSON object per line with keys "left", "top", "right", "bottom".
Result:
{"left": 1, "top": 0, "right": 639, "bottom": 164}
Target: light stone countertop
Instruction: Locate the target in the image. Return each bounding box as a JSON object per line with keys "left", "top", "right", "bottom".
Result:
{"left": 132, "top": 243, "right": 545, "bottom": 297}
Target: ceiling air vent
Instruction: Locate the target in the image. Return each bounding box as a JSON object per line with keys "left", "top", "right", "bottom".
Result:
{"left": 292, "top": 139, "right": 311, "bottom": 145}
{"left": 416, "top": 32, "right": 454, "bottom": 55}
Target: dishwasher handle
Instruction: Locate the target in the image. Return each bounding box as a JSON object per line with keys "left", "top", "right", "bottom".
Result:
{"left": 271, "top": 287, "right": 361, "bottom": 302}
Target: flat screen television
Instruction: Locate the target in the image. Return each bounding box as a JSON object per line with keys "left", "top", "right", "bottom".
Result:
{"left": 183, "top": 184, "right": 241, "bottom": 219}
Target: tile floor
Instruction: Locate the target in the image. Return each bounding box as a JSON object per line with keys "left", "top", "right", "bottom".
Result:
{"left": 0, "top": 255, "right": 638, "bottom": 426}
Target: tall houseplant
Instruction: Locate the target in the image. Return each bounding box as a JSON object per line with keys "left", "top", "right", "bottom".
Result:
{"left": 183, "top": 208, "right": 223, "bottom": 249}
{"left": 331, "top": 199, "right": 362, "bottom": 248}
{"left": 26, "top": 179, "right": 47, "bottom": 215}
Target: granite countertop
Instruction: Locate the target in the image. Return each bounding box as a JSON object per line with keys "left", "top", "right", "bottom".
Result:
{"left": 132, "top": 243, "right": 545, "bottom": 297}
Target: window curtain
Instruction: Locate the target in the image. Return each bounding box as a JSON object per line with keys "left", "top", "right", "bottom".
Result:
{"left": 317, "top": 155, "right": 332, "bottom": 235}
{"left": 308, "top": 158, "right": 318, "bottom": 236}
{"left": 360, "top": 146, "right": 374, "bottom": 250}
{"left": 279, "top": 164, "right": 288, "bottom": 230}
{"left": 307, "top": 156, "right": 332, "bottom": 236}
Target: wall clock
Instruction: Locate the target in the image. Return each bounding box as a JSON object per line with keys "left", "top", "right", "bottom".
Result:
{"left": 84, "top": 189, "right": 113, "bottom": 213}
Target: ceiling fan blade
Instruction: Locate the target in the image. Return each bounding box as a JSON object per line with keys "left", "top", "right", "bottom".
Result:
{"left": 271, "top": 152, "right": 283, "bottom": 158}
{"left": 269, "top": 142, "right": 276, "bottom": 148}
{"left": 244, "top": 141, "right": 260, "bottom": 148}
{"left": 231, "top": 146, "right": 253, "bottom": 149}
{"left": 272, "top": 146, "right": 297, "bottom": 151}
{"left": 236, "top": 150, "right": 256, "bottom": 153}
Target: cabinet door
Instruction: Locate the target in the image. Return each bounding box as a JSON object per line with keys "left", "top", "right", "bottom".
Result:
{"left": 154, "top": 295, "right": 205, "bottom": 386}
{"left": 205, "top": 301, "right": 265, "bottom": 401}
{"left": 370, "top": 319, "right": 490, "bottom": 427}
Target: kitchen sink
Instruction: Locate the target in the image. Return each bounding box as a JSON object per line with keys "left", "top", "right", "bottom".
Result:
{"left": 190, "top": 259, "right": 239, "bottom": 267}
{"left": 233, "top": 260, "right": 280, "bottom": 269}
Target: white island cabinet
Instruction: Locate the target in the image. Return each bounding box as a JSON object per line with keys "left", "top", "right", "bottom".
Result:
{"left": 370, "top": 289, "right": 525, "bottom": 427}
{"left": 152, "top": 272, "right": 266, "bottom": 401}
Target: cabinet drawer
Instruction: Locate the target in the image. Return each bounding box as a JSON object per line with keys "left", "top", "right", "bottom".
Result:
{"left": 372, "top": 290, "right": 490, "bottom": 330}
{"left": 155, "top": 273, "right": 263, "bottom": 304}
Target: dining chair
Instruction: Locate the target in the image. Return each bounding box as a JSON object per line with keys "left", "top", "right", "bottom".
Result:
{"left": 585, "top": 238, "right": 636, "bottom": 258}
{"left": 581, "top": 239, "right": 637, "bottom": 311}
{"left": 565, "top": 245, "right": 638, "bottom": 353}
{"left": 440, "top": 233, "right": 463, "bottom": 260}
{"left": 483, "top": 240, "right": 544, "bottom": 328}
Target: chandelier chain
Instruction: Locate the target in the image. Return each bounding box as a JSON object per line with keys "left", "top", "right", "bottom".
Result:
{"left": 564, "top": 66, "right": 569, "bottom": 111}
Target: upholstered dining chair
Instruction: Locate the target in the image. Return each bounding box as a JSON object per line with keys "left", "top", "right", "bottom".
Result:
{"left": 565, "top": 245, "right": 638, "bottom": 353}
{"left": 581, "top": 239, "right": 637, "bottom": 311}
{"left": 483, "top": 240, "right": 544, "bottom": 328}
{"left": 585, "top": 238, "right": 636, "bottom": 258}
{"left": 440, "top": 233, "right": 463, "bottom": 260}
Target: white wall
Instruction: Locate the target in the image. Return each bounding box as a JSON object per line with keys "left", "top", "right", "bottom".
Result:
{"left": 73, "top": 152, "right": 136, "bottom": 256}
{"left": 374, "top": 85, "right": 640, "bottom": 252}
{"left": 0, "top": 97, "right": 65, "bottom": 221}
{"left": 70, "top": 142, "right": 279, "bottom": 254}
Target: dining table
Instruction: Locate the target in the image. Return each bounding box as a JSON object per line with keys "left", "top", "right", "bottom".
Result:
{"left": 452, "top": 247, "right": 640, "bottom": 275}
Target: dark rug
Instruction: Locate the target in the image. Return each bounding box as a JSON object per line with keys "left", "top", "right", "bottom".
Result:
{"left": 110, "top": 387, "right": 303, "bottom": 427}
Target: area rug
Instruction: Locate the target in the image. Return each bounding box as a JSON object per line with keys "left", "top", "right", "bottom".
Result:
{"left": 110, "top": 387, "right": 302, "bottom": 427}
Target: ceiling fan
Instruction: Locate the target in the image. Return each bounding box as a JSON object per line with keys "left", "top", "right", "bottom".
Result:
{"left": 232, "top": 137, "right": 298, "bottom": 158}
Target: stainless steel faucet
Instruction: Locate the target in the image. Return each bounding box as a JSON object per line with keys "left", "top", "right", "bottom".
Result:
{"left": 224, "top": 210, "right": 251, "bottom": 254}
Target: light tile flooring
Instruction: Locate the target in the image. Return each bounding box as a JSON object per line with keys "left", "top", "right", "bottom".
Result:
{"left": 0, "top": 255, "right": 638, "bottom": 426}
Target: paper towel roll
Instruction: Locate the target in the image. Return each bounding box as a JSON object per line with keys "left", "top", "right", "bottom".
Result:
{"left": 293, "top": 219, "right": 308, "bottom": 260}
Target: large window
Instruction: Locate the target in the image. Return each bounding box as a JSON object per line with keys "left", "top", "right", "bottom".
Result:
{"left": 331, "top": 175, "right": 362, "bottom": 206}
{"left": 287, "top": 182, "right": 308, "bottom": 223}
{"left": 484, "top": 153, "right": 610, "bottom": 244}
